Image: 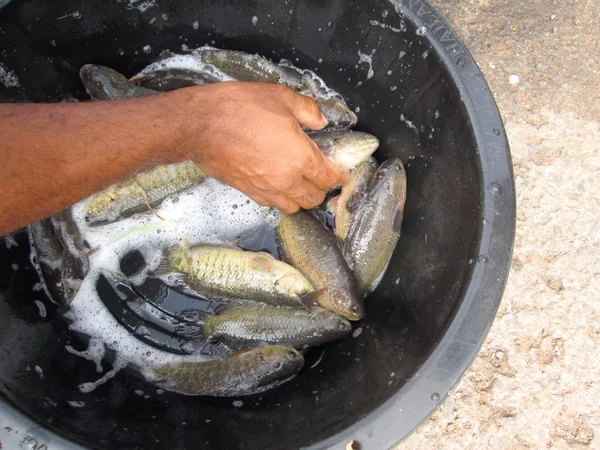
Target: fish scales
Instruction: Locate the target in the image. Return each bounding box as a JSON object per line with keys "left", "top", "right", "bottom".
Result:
{"left": 200, "top": 305, "right": 351, "bottom": 348}
{"left": 275, "top": 211, "right": 364, "bottom": 320}
{"left": 159, "top": 244, "right": 314, "bottom": 306}
{"left": 153, "top": 345, "right": 304, "bottom": 396}
{"left": 334, "top": 157, "right": 379, "bottom": 240}
{"left": 343, "top": 158, "right": 407, "bottom": 294}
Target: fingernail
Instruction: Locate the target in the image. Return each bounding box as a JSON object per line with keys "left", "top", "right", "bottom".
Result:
{"left": 320, "top": 113, "right": 329, "bottom": 126}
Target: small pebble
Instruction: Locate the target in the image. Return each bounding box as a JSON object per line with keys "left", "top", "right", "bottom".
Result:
{"left": 508, "top": 74, "right": 520, "bottom": 85}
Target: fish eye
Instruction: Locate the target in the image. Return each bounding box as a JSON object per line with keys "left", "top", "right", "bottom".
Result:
{"left": 287, "top": 351, "right": 297, "bottom": 360}
{"left": 352, "top": 305, "right": 359, "bottom": 313}
{"left": 84, "top": 216, "right": 91, "bottom": 223}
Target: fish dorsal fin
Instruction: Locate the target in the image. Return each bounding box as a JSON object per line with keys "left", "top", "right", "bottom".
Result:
{"left": 299, "top": 288, "right": 327, "bottom": 312}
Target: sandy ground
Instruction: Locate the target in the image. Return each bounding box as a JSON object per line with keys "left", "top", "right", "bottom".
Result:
{"left": 398, "top": 0, "right": 600, "bottom": 448}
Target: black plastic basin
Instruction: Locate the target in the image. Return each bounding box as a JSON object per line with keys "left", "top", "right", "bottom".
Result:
{"left": 0, "top": 0, "right": 515, "bottom": 448}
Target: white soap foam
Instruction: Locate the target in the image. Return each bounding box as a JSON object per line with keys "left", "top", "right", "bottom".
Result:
{"left": 63, "top": 177, "right": 280, "bottom": 393}
{"left": 369, "top": 20, "right": 405, "bottom": 33}
{"left": 34, "top": 300, "right": 47, "bottom": 318}
{"left": 400, "top": 113, "right": 419, "bottom": 134}
{"left": 4, "top": 235, "right": 19, "bottom": 248}
{"left": 278, "top": 58, "right": 343, "bottom": 101}
{"left": 0, "top": 63, "right": 19, "bottom": 88}
{"left": 135, "top": 46, "right": 346, "bottom": 103}
{"left": 133, "top": 52, "right": 235, "bottom": 82}
{"left": 126, "top": 0, "right": 157, "bottom": 13}
{"left": 357, "top": 50, "right": 375, "bottom": 85}
{"left": 67, "top": 400, "right": 86, "bottom": 408}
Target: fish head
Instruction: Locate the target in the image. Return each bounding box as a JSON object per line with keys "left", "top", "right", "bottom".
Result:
{"left": 260, "top": 346, "right": 305, "bottom": 381}
{"left": 323, "top": 288, "right": 365, "bottom": 321}
{"left": 83, "top": 190, "right": 124, "bottom": 225}
{"left": 60, "top": 277, "right": 82, "bottom": 304}
{"left": 374, "top": 158, "right": 407, "bottom": 195}
{"left": 318, "top": 97, "right": 358, "bottom": 128}
{"left": 337, "top": 133, "right": 380, "bottom": 172}
{"left": 318, "top": 132, "right": 379, "bottom": 172}
{"left": 313, "top": 307, "right": 353, "bottom": 337}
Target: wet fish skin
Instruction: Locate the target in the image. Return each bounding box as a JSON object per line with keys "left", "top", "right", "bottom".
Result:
{"left": 195, "top": 304, "right": 352, "bottom": 349}
{"left": 316, "top": 97, "right": 358, "bottom": 129}
{"left": 28, "top": 215, "right": 84, "bottom": 305}
{"left": 275, "top": 211, "right": 365, "bottom": 321}
{"left": 153, "top": 345, "right": 304, "bottom": 396}
{"left": 156, "top": 243, "right": 315, "bottom": 307}
{"left": 130, "top": 68, "right": 222, "bottom": 91}
{"left": 139, "top": 50, "right": 355, "bottom": 128}
{"left": 343, "top": 158, "right": 407, "bottom": 295}
{"left": 334, "top": 158, "right": 379, "bottom": 240}
{"left": 83, "top": 161, "right": 207, "bottom": 225}
{"left": 79, "top": 64, "right": 158, "bottom": 101}
{"left": 309, "top": 130, "right": 379, "bottom": 172}
{"left": 195, "top": 48, "right": 304, "bottom": 89}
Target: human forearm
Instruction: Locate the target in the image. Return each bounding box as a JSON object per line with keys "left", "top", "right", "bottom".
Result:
{"left": 0, "top": 82, "right": 346, "bottom": 236}
{"left": 0, "top": 92, "right": 190, "bottom": 235}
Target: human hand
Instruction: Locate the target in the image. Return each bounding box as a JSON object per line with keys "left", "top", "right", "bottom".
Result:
{"left": 171, "top": 82, "right": 348, "bottom": 213}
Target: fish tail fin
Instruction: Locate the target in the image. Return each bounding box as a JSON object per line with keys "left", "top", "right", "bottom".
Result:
{"left": 153, "top": 253, "right": 173, "bottom": 278}
{"left": 299, "top": 287, "right": 327, "bottom": 312}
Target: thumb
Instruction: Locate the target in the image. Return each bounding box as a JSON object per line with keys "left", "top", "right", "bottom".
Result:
{"left": 288, "top": 92, "right": 328, "bottom": 130}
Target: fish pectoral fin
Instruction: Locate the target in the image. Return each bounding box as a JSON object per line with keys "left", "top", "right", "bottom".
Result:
{"left": 392, "top": 206, "right": 404, "bottom": 233}
{"left": 299, "top": 288, "right": 327, "bottom": 312}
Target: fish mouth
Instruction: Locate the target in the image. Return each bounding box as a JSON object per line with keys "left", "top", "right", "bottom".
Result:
{"left": 338, "top": 304, "right": 365, "bottom": 321}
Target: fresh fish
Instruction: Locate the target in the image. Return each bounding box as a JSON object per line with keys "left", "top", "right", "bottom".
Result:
{"left": 50, "top": 208, "right": 90, "bottom": 276}
{"left": 28, "top": 214, "right": 86, "bottom": 305}
{"left": 333, "top": 158, "right": 379, "bottom": 240}
{"left": 155, "top": 242, "right": 318, "bottom": 307}
{"left": 178, "top": 304, "right": 351, "bottom": 349}
{"left": 343, "top": 158, "right": 407, "bottom": 294}
{"left": 135, "top": 49, "right": 357, "bottom": 128}
{"left": 129, "top": 67, "right": 222, "bottom": 91}
{"left": 194, "top": 48, "right": 305, "bottom": 88}
{"left": 153, "top": 345, "right": 304, "bottom": 396}
{"left": 79, "top": 64, "right": 158, "bottom": 101}
{"left": 83, "top": 161, "right": 207, "bottom": 225}
{"left": 309, "top": 130, "right": 379, "bottom": 172}
{"left": 275, "top": 211, "right": 365, "bottom": 321}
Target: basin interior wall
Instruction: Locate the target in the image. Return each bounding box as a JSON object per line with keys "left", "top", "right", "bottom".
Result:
{"left": 0, "top": 0, "right": 499, "bottom": 449}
